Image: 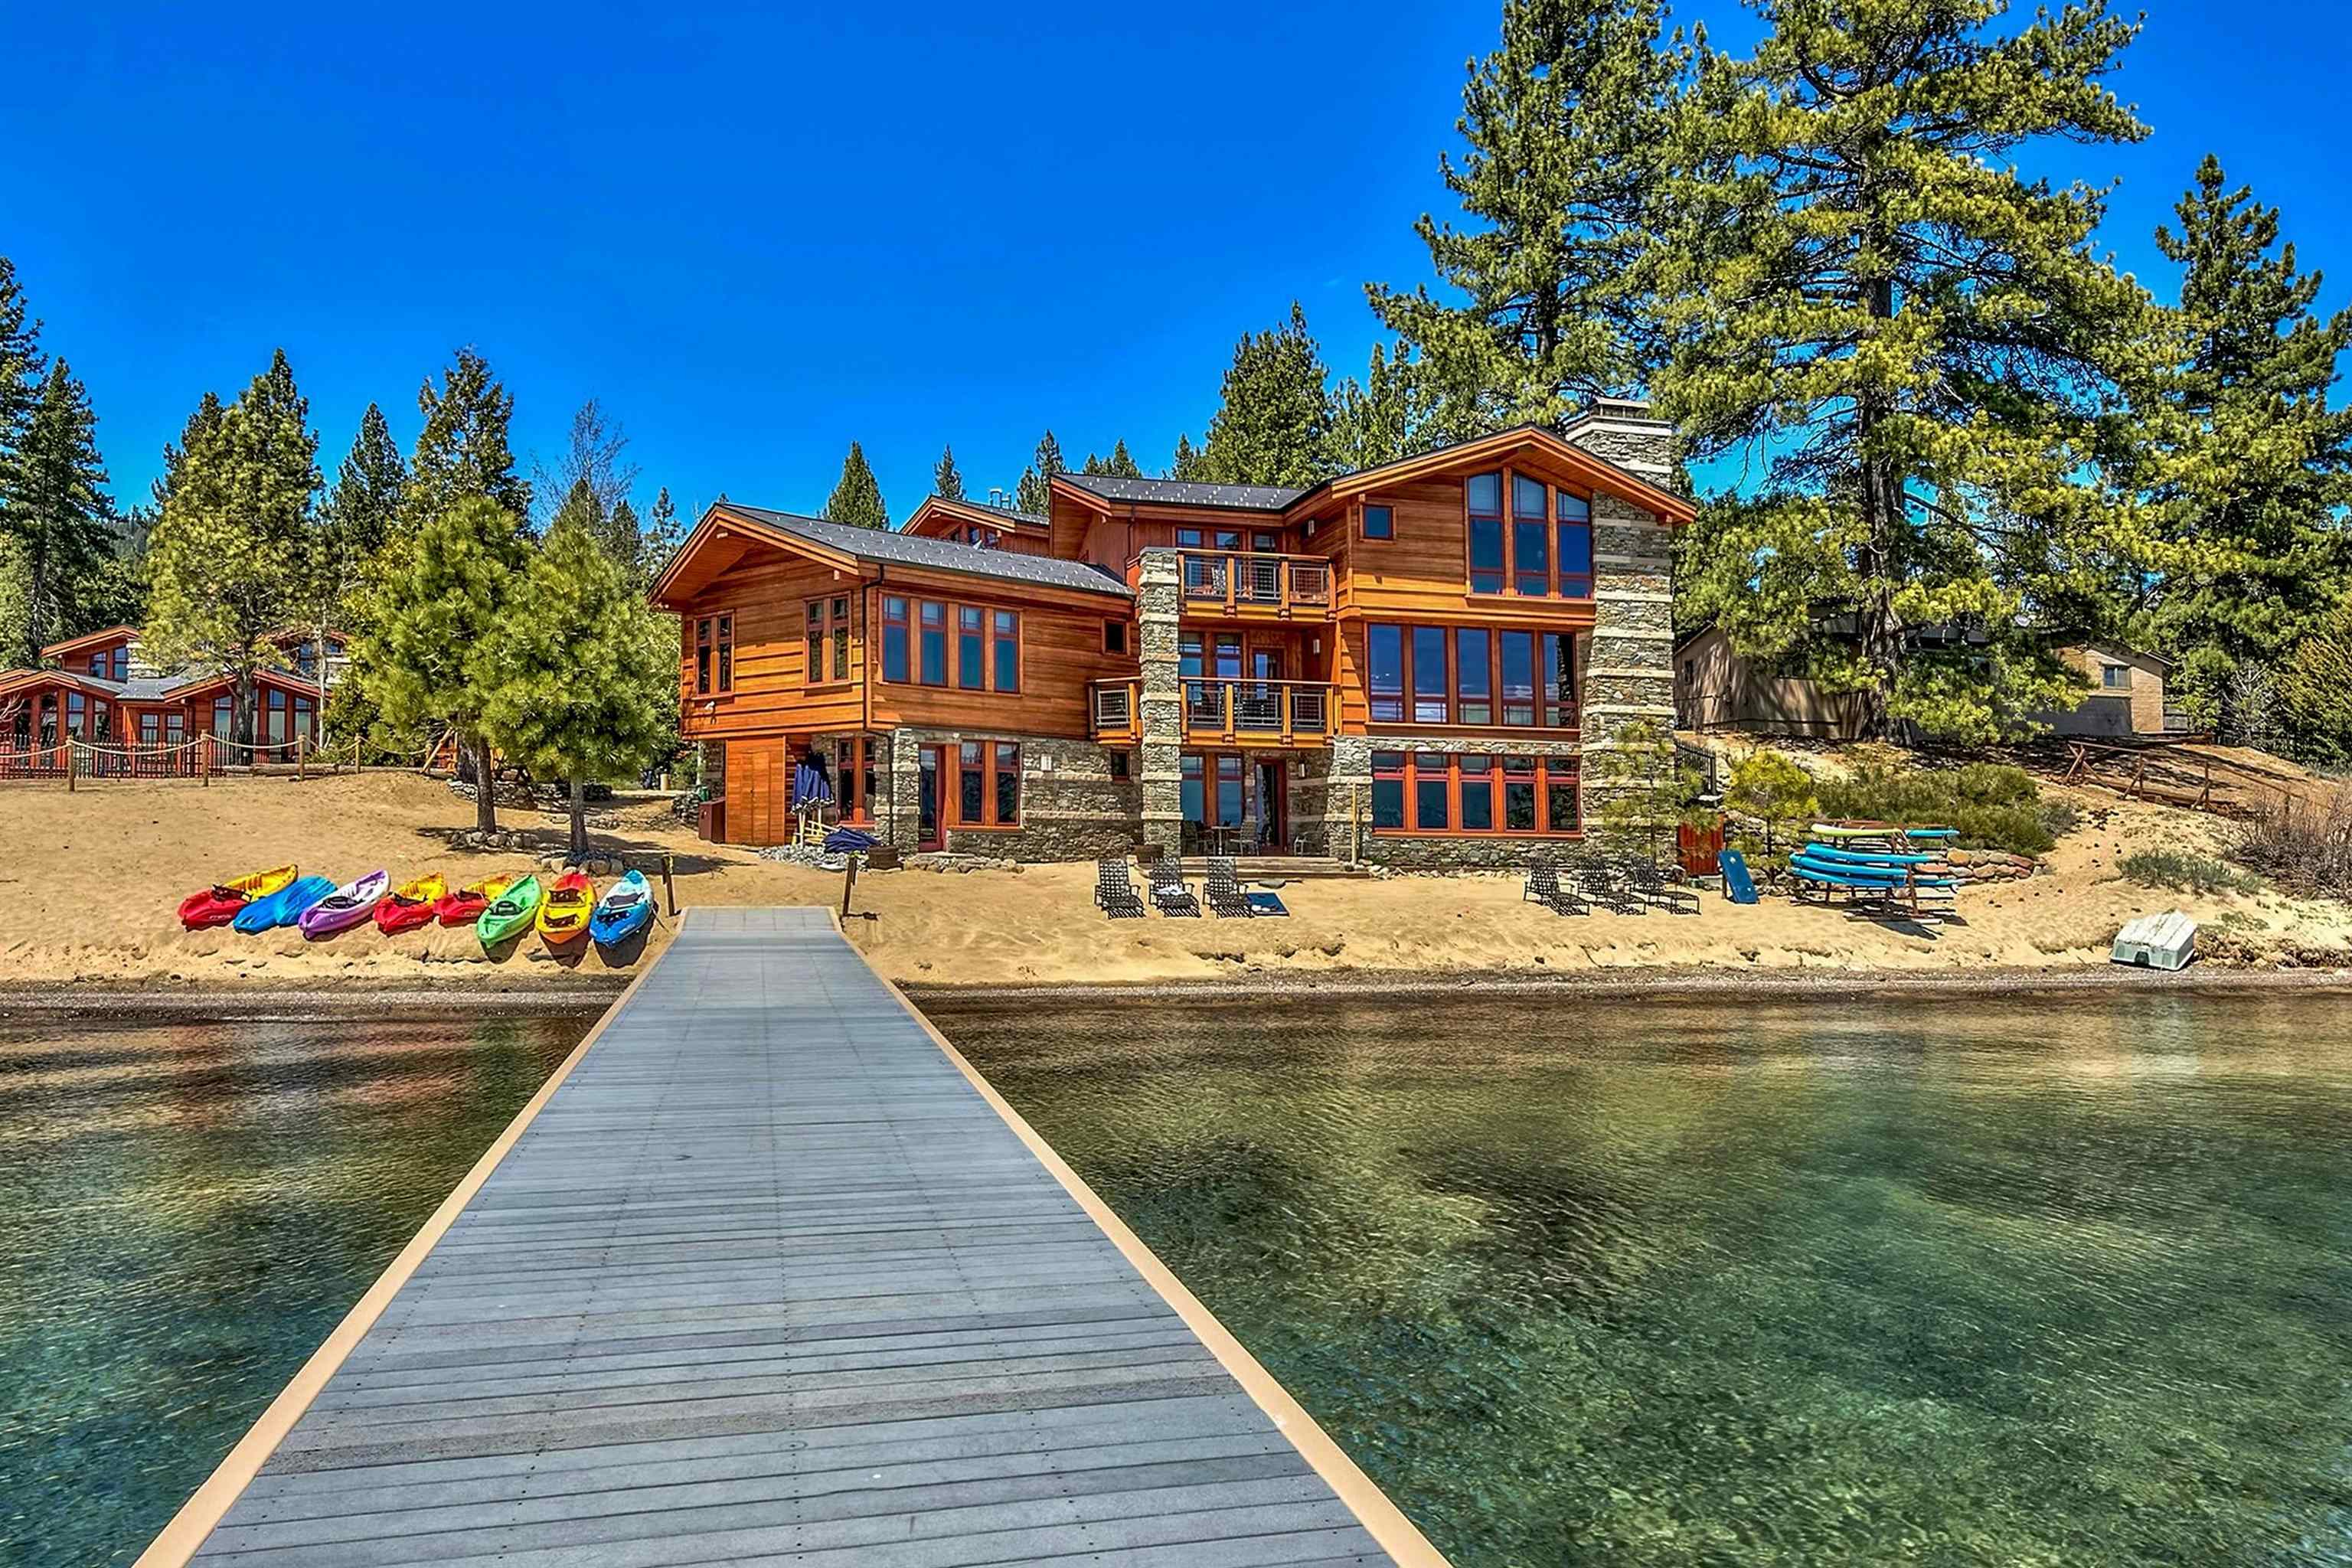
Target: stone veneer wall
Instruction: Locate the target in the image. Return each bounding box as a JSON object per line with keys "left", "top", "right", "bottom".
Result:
{"left": 1133, "top": 550, "right": 1187, "bottom": 857}
{"left": 863, "top": 727, "right": 1139, "bottom": 861}
{"left": 1566, "top": 400, "right": 1681, "bottom": 812}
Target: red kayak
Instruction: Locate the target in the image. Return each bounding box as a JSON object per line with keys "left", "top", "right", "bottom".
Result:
{"left": 177, "top": 887, "right": 249, "bottom": 930}
{"left": 374, "top": 874, "right": 448, "bottom": 935}
{"left": 435, "top": 875, "right": 512, "bottom": 927}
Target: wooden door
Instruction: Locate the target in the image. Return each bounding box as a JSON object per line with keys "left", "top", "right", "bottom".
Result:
{"left": 726, "top": 739, "right": 783, "bottom": 845}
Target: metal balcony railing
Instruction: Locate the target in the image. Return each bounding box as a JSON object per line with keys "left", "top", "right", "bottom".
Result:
{"left": 1182, "top": 678, "right": 1334, "bottom": 744}
{"left": 1177, "top": 551, "right": 1333, "bottom": 618}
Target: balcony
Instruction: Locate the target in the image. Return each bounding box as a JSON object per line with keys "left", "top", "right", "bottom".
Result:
{"left": 1089, "top": 678, "right": 1339, "bottom": 747}
{"left": 1177, "top": 550, "right": 1333, "bottom": 620}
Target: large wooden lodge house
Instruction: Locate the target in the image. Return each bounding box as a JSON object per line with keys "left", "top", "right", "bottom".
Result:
{"left": 0, "top": 623, "right": 345, "bottom": 763}
{"left": 652, "top": 403, "right": 1692, "bottom": 866}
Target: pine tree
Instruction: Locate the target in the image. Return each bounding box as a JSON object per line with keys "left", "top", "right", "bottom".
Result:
{"left": 363, "top": 495, "right": 524, "bottom": 831}
{"left": 2, "top": 361, "right": 112, "bottom": 665}
{"left": 1167, "top": 433, "right": 1208, "bottom": 481}
{"left": 1325, "top": 341, "right": 1436, "bottom": 472}
{"left": 933, "top": 444, "right": 965, "bottom": 501}
{"left": 477, "top": 508, "right": 676, "bottom": 854}
{"left": 1014, "top": 430, "right": 1064, "bottom": 514}
{"left": 2135, "top": 156, "right": 2352, "bottom": 737}
{"left": 821, "top": 442, "right": 888, "bottom": 529}
{"left": 1080, "top": 441, "right": 1145, "bottom": 479}
{"left": 0, "top": 258, "right": 49, "bottom": 534}
{"left": 1658, "top": 0, "right": 2159, "bottom": 743}
{"left": 142, "top": 351, "right": 318, "bottom": 746}
{"left": 152, "top": 393, "right": 223, "bottom": 513}
{"left": 1369, "top": 0, "right": 1687, "bottom": 439}
{"left": 398, "top": 347, "right": 531, "bottom": 537}
{"left": 635, "top": 486, "right": 684, "bottom": 587}
{"left": 305, "top": 406, "right": 406, "bottom": 703}
{"left": 1200, "top": 304, "right": 1335, "bottom": 488}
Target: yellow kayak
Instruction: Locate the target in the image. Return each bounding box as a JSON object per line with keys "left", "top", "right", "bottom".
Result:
{"left": 377, "top": 874, "right": 449, "bottom": 934}
{"left": 537, "top": 871, "right": 595, "bottom": 947}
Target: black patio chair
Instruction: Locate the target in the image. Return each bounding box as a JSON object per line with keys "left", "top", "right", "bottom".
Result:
{"left": 1203, "top": 856, "right": 1256, "bottom": 918}
{"left": 1146, "top": 858, "right": 1202, "bottom": 917}
{"left": 1573, "top": 863, "right": 1645, "bottom": 915}
{"left": 1629, "top": 862, "right": 1701, "bottom": 914}
{"left": 1093, "top": 858, "right": 1145, "bottom": 920}
{"left": 1523, "top": 861, "right": 1589, "bottom": 916}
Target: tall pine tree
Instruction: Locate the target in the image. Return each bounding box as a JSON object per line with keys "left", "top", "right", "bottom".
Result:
{"left": 1658, "top": 0, "right": 2160, "bottom": 743}
{"left": 363, "top": 495, "right": 524, "bottom": 831}
{"left": 305, "top": 403, "right": 407, "bottom": 733}
{"left": 477, "top": 508, "right": 675, "bottom": 854}
{"left": 1325, "top": 341, "right": 1436, "bottom": 472}
{"left": 398, "top": 347, "right": 531, "bottom": 537}
{"left": 1014, "top": 430, "right": 1064, "bottom": 514}
{"left": 636, "top": 486, "right": 684, "bottom": 587}
{"left": 1200, "top": 305, "right": 1336, "bottom": 488}
{"left": 1166, "top": 433, "right": 1209, "bottom": 481}
{"left": 1080, "top": 441, "right": 1145, "bottom": 479}
{"left": 1369, "top": 0, "right": 1687, "bottom": 439}
{"left": 2135, "top": 156, "right": 2352, "bottom": 737}
{"left": 933, "top": 444, "right": 965, "bottom": 501}
{"left": 821, "top": 442, "right": 888, "bottom": 528}
{"left": 2, "top": 361, "right": 112, "bottom": 665}
{"left": 143, "top": 351, "right": 319, "bottom": 746}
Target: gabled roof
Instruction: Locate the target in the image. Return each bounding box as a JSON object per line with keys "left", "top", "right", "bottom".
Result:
{"left": 670, "top": 505, "right": 1131, "bottom": 600}
{"left": 1047, "top": 423, "right": 1695, "bottom": 527}
{"left": 904, "top": 495, "right": 1046, "bottom": 530}
{"left": 1054, "top": 474, "right": 1305, "bottom": 512}
{"left": 39, "top": 623, "right": 139, "bottom": 659}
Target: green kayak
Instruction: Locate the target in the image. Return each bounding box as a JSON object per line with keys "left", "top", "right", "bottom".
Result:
{"left": 476, "top": 874, "right": 544, "bottom": 948}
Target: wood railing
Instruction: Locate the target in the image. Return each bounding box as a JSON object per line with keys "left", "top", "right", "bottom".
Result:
{"left": 1177, "top": 551, "right": 1334, "bottom": 618}
{"left": 1182, "top": 678, "right": 1334, "bottom": 745}
{"left": 1089, "top": 680, "right": 1142, "bottom": 743}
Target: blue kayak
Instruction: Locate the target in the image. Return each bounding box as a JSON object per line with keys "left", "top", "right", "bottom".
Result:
{"left": 588, "top": 869, "right": 654, "bottom": 948}
{"left": 232, "top": 874, "right": 338, "bottom": 933}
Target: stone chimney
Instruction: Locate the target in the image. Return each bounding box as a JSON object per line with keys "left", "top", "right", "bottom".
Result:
{"left": 1564, "top": 397, "right": 1683, "bottom": 801}
{"left": 1561, "top": 396, "right": 1679, "bottom": 488}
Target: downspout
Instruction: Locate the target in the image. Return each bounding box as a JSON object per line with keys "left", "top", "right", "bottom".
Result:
{"left": 874, "top": 565, "right": 894, "bottom": 848}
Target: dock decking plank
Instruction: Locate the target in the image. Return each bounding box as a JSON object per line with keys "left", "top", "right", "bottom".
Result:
{"left": 156, "top": 908, "right": 1432, "bottom": 1566}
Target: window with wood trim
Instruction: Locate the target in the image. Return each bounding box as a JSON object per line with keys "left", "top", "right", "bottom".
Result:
{"left": 805, "top": 599, "right": 851, "bottom": 686}
{"left": 919, "top": 600, "right": 948, "bottom": 685}
{"left": 1103, "top": 619, "right": 1129, "bottom": 655}
{"left": 1512, "top": 475, "right": 1550, "bottom": 596}
{"left": 993, "top": 610, "right": 1020, "bottom": 692}
{"left": 1369, "top": 624, "right": 1580, "bottom": 730}
{"left": 1557, "top": 490, "right": 1592, "bottom": 598}
{"left": 1371, "top": 751, "right": 1580, "bottom": 836}
{"left": 951, "top": 739, "right": 1021, "bottom": 827}
{"left": 1364, "top": 503, "right": 1393, "bottom": 541}
{"left": 1465, "top": 470, "right": 1598, "bottom": 599}
{"left": 957, "top": 606, "right": 985, "bottom": 690}
{"left": 692, "top": 613, "right": 733, "bottom": 694}
{"left": 881, "top": 598, "right": 910, "bottom": 681}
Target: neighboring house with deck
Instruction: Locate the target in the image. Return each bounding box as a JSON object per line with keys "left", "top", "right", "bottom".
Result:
{"left": 1676, "top": 625, "right": 2187, "bottom": 740}
{"left": 0, "top": 622, "right": 347, "bottom": 760}
{"left": 652, "top": 401, "right": 1694, "bottom": 865}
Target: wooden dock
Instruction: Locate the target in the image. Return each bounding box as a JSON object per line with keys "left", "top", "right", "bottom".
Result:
{"left": 142, "top": 906, "right": 1442, "bottom": 1566}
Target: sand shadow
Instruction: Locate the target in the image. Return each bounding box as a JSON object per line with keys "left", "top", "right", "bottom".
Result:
{"left": 589, "top": 924, "right": 653, "bottom": 970}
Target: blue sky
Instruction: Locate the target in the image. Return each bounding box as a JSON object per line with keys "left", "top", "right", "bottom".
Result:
{"left": 6, "top": 1, "right": 2348, "bottom": 524}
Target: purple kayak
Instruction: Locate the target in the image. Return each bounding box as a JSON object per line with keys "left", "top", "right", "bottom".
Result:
{"left": 297, "top": 870, "right": 390, "bottom": 939}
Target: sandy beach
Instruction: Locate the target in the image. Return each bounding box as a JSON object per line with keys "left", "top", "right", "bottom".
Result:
{"left": 5, "top": 769, "right": 2349, "bottom": 996}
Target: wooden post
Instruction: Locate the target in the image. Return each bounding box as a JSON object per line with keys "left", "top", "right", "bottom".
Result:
{"left": 840, "top": 857, "right": 858, "bottom": 922}
{"left": 297, "top": 733, "right": 307, "bottom": 782}
{"left": 661, "top": 853, "right": 677, "bottom": 916}
{"left": 202, "top": 734, "right": 211, "bottom": 786}
{"left": 65, "top": 740, "right": 76, "bottom": 793}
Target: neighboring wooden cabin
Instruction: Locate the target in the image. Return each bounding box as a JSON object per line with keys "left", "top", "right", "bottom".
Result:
{"left": 657, "top": 407, "right": 1694, "bottom": 865}
{"left": 0, "top": 625, "right": 346, "bottom": 761}
{"left": 898, "top": 495, "right": 1054, "bottom": 556}
{"left": 1677, "top": 626, "right": 2187, "bottom": 740}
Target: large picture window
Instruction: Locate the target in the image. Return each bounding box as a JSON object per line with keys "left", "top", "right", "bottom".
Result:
{"left": 993, "top": 610, "right": 1020, "bottom": 692}
{"left": 1466, "top": 470, "right": 1597, "bottom": 599}
{"left": 1370, "top": 752, "right": 1581, "bottom": 836}
{"left": 1370, "top": 623, "right": 1580, "bottom": 730}
{"left": 884, "top": 598, "right": 1021, "bottom": 693}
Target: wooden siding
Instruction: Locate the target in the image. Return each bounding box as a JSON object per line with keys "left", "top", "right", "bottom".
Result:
{"left": 874, "top": 596, "right": 1132, "bottom": 739}
{"left": 1338, "top": 471, "right": 1601, "bottom": 626}
{"left": 673, "top": 550, "right": 871, "bottom": 740}
{"left": 725, "top": 737, "right": 789, "bottom": 844}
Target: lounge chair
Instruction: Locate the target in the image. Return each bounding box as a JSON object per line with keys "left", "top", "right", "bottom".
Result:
{"left": 1093, "top": 858, "right": 1145, "bottom": 920}
{"left": 1574, "top": 864, "right": 1644, "bottom": 914}
{"left": 1523, "top": 861, "right": 1589, "bottom": 915}
{"left": 1203, "top": 857, "right": 1256, "bottom": 918}
{"left": 1630, "top": 863, "right": 1700, "bottom": 914}
{"left": 1146, "top": 859, "right": 1201, "bottom": 917}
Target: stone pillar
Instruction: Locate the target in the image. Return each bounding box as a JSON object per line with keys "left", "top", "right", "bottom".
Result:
{"left": 1135, "top": 550, "right": 1185, "bottom": 856}
{"left": 876, "top": 727, "right": 920, "bottom": 849}
{"left": 1325, "top": 734, "right": 1371, "bottom": 864}
{"left": 1566, "top": 400, "right": 1682, "bottom": 812}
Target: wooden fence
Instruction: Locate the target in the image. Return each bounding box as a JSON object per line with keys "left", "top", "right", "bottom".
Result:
{"left": 0, "top": 734, "right": 365, "bottom": 786}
